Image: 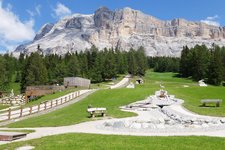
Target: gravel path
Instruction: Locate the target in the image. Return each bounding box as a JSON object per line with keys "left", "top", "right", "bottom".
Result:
{"left": 110, "top": 77, "right": 130, "bottom": 89}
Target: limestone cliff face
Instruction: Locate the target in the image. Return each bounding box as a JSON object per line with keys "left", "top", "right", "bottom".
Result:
{"left": 14, "top": 7, "right": 225, "bottom": 57}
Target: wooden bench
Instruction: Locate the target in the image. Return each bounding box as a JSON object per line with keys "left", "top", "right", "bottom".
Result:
{"left": 87, "top": 108, "right": 106, "bottom": 118}
{"left": 201, "top": 99, "right": 222, "bottom": 107}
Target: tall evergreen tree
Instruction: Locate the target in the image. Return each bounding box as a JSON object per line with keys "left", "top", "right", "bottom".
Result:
{"left": 208, "top": 46, "right": 224, "bottom": 85}
{"left": 180, "top": 46, "right": 190, "bottom": 77}
{"left": 21, "top": 53, "right": 48, "bottom": 91}
{"left": 136, "top": 46, "right": 148, "bottom": 75}
{"left": 127, "top": 48, "right": 138, "bottom": 75}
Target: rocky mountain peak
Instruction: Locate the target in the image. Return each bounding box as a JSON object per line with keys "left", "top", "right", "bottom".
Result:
{"left": 13, "top": 7, "right": 225, "bottom": 57}
{"left": 34, "top": 23, "right": 54, "bottom": 41}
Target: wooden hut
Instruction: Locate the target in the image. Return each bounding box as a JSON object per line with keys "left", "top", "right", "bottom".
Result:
{"left": 64, "top": 77, "right": 91, "bottom": 88}
{"left": 25, "top": 85, "right": 65, "bottom": 103}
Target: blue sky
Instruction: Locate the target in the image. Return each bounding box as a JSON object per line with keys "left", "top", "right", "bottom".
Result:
{"left": 0, "top": 0, "right": 225, "bottom": 53}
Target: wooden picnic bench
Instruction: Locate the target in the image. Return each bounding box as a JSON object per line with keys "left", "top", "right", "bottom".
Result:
{"left": 201, "top": 99, "right": 222, "bottom": 107}
{"left": 87, "top": 108, "right": 106, "bottom": 118}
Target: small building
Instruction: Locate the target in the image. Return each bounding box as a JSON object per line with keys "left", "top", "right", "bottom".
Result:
{"left": 64, "top": 77, "right": 91, "bottom": 88}
{"left": 25, "top": 85, "right": 65, "bottom": 103}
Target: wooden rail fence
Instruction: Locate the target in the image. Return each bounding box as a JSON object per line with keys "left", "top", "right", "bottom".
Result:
{"left": 0, "top": 90, "right": 82, "bottom": 122}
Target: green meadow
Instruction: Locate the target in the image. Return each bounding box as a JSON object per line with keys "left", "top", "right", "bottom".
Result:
{"left": 6, "top": 70, "right": 225, "bottom": 128}
{"left": 1, "top": 133, "right": 225, "bottom": 150}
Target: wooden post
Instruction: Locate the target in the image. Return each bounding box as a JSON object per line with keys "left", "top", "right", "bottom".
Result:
{"left": 29, "top": 106, "right": 32, "bottom": 115}
{"left": 20, "top": 105, "right": 23, "bottom": 117}
{"left": 61, "top": 98, "right": 63, "bottom": 104}
{"left": 51, "top": 100, "right": 53, "bottom": 108}
{"left": 69, "top": 95, "right": 71, "bottom": 100}
{"left": 38, "top": 104, "right": 40, "bottom": 112}
{"left": 65, "top": 97, "right": 67, "bottom": 102}
{"left": 44, "top": 102, "right": 47, "bottom": 110}
{"left": 8, "top": 108, "right": 11, "bottom": 120}
{"left": 56, "top": 99, "right": 58, "bottom": 106}
{"left": 75, "top": 92, "right": 77, "bottom": 97}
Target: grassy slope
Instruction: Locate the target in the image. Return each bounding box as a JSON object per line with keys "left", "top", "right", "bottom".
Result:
{"left": 1, "top": 133, "right": 225, "bottom": 150}
{"left": 7, "top": 87, "right": 157, "bottom": 127}
{"left": 7, "top": 70, "right": 225, "bottom": 128}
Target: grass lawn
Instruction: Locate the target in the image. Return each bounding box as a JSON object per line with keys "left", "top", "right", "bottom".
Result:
{"left": 8, "top": 82, "right": 21, "bottom": 95}
{"left": 1, "top": 133, "right": 225, "bottom": 150}
{"left": 7, "top": 87, "right": 157, "bottom": 127}
{"left": 6, "top": 70, "right": 225, "bottom": 128}
{"left": 0, "top": 104, "right": 8, "bottom": 110}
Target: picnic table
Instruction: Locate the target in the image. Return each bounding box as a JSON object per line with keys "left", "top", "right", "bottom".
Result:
{"left": 87, "top": 108, "right": 106, "bottom": 118}
{"left": 201, "top": 99, "right": 222, "bottom": 107}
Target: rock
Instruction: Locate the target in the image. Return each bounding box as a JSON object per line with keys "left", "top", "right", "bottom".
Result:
{"left": 156, "top": 124, "right": 165, "bottom": 129}
{"left": 112, "top": 121, "right": 125, "bottom": 128}
{"left": 202, "top": 123, "right": 209, "bottom": 128}
{"left": 220, "top": 119, "right": 225, "bottom": 124}
{"left": 141, "top": 123, "right": 149, "bottom": 129}
{"left": 13, "top": 7, "right": 225, "bottom": 57}
{"left": 130, "top": 123, "right": 142, "bottom": 129}
{"left": 124, "top": 120, "right": 131, "bottom": 127}
{"left": 159, "top": 118, "right": 165, "bottom": 124}
{"left": 16, "top": 146, "right": 35, "bottom": 150}
{"left": 148, "top": 123, "right": 156, "bottom": 129}
{"left": 104, "top": 122, "right": 113, "bottom": 127}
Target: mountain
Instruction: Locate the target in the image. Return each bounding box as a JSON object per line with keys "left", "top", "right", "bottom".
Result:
{"left": 14, "top": 7, "right": 225, "bottom": 57}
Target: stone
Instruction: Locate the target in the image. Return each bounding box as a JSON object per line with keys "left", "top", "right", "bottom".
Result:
{"left": 202, "top": 123, "right": 209, "bottom": 128}
{"left": 141, "top": 123, "right": 149, "bottom": 129}
{"left": 16, "top": 146, "right": 35, "bottom": 150}
{"left": 130, "top": 123, "right": 142, "bottom": 129}
{"left": 156, "top": 124, "right": 165, "bottom": 129}
{"left": 112, "top": 121, "right": 125, "bottom": 128}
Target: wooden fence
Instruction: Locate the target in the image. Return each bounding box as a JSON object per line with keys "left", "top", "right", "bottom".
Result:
{"left": 0, "top": 90, "right": 81, "bottom": 122}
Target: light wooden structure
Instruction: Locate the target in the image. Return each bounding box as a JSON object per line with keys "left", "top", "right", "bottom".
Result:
{"left": 64, "top": 77, "right": 91, "bottom": 88}
{"left": 201, "top": 99, "right": 222, "bottom": 107}
{"left": 0, "top": 132, "right": 27, "bottom": 141}
{"left": 87, "top": 108, "right": 106, "bottom": 118}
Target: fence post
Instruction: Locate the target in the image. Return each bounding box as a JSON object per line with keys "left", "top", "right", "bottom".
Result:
{"left": 69, "top": 95, "right": 71, "bottom": 100}
{"left": 56, "top": 99, "right": 58, "bottom": 106}
{"left": 29, "top": 106, "right": 32, "bottom": 115}
{"left": 78, "top": 91, "right": 80, "bottom": 96}
{"left": 44, "top": 102, "right": 47, "bottom": 110}
{"left": 51, "top": 100, "right": 53, "bottom": 108}
{"left": 38, "top": 104, "right": 40, "bottom": 112}
{"left": 8, "top": 108, "right": 11, "bottom": 120}
{"left": 65, "top": 97, "right": 67, "bottom": 102}
{"left": 61, "top": 98, "right": 63, "bottom": 104}
{"left": 20, "top": 105, "right": 23, "bottom": 117}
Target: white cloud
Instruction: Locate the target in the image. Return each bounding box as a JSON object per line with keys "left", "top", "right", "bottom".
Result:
{"left": 27, "top": 4, "right": 41, "bottom": 17}
{"left": 27, "top": 9, "right": 35, "bottom": 17}
{"left": 201, "top": 15, "right": 220, "bottom": 27}
{"left": 0, "top": 0, "right": 35, "bottom": 51}
{"left": 53, "top": 2, "right": 71, "bottom": 18}
{"left": 35, "top": 4, "right": 41, "bottom": 16}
